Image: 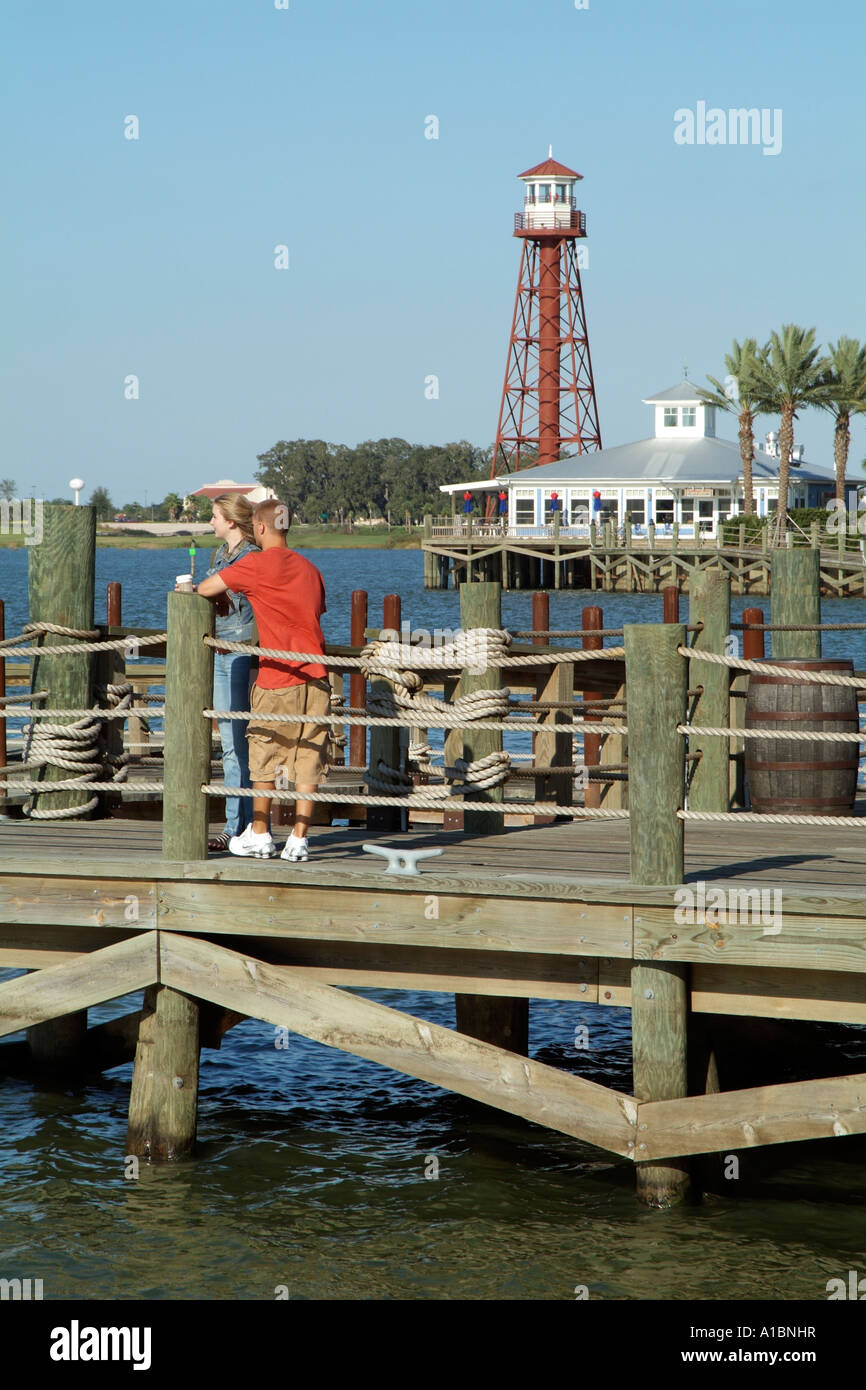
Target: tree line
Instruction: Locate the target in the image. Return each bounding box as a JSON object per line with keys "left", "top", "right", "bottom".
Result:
{"left": 698, "top": 326, "right": 866, "bottom": 539}
{"left": 0, "top": 439, "right": 490, "bottom": 525}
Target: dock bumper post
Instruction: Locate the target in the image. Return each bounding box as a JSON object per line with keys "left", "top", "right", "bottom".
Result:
{"left": 625, "top": 621, "right": 690, "bottom": 1206}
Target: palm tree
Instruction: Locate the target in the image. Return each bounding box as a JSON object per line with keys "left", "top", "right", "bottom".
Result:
{"left": 751, "top": 325, "right": 831, "bottom": 542}
{"left": 697, "top": 339, "right": 768, "bottom": 517}
{"left": 164, "top": 492, "right": 182, "bottom": 522}
{"left": 0, "top": 479, "right": 17, "bottom": 501}
{"left": 815, "top": 337, "right": 866, "bottom": 505}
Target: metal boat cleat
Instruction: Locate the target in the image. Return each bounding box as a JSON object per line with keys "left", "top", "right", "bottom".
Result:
{"left": 362, "top": 843, "right": 444, "bottom": 875}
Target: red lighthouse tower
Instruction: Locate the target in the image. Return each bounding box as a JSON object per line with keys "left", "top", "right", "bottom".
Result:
{"left": 490, "top": 151, "right": 602, "bottom": 477}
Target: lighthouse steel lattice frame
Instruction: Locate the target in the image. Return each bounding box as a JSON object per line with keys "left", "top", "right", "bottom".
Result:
{"left": 490, "top": 199, "right": 602, "bottom": 477}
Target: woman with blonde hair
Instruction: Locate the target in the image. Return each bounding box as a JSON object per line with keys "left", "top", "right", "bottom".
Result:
{"left": 204, "top": 494, "right": 259, "bottom": 851}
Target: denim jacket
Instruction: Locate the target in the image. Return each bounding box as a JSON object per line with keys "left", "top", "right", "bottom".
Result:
{"left": 205, "top": 540, "right": 258, "bottom": 642}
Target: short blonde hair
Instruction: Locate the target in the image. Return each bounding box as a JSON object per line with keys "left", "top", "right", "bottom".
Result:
{"left": 252, "top": 498, "right": 292, "bottom": 533}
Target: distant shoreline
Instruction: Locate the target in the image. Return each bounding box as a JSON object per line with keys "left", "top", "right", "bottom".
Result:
{"left": 0, "top": 528, "right": 422, "bottom": 551}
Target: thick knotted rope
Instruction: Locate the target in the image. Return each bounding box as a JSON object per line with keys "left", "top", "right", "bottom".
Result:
{"left": 365, "top": 750, "right": 511, "bottom": 796}
{"left": 20, "top": 682, "right": 132, "bottom": 819}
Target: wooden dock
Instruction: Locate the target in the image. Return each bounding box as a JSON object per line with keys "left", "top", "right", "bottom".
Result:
{"left": 5, "top": 507, "right": 866, "bottom": 1208}
{"left": 422, "top": 516, "right": 866, "bottom": 595}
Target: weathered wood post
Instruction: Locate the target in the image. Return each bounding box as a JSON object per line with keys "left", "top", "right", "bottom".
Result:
{"left": 96, "top": 581, "right": 126, "bottom": 810}
{"left": 423, "top": 514, "right": 438, "bottom": 589}
{"left": 553, "top": 508, "right": 561, "bottom": 589}
{"left": 688, "top": 568, "right": 731, "bottom": 812}
{"left": 733, "top": 606, "right": 764, "bottom": 809}
{"left": 624, "top": 621, "right": 690, "bottom": 1206}
{"left": 581, "top": 605, "right": 603, "bottom": 809}
{"left": 26, "top": 504, "right": 96, "bottom": 1067}
{"left": 534, "top": 593, "right": 573, "bottom": 816}
{"left": 126, "top": 984, "right": 200, "bottom": 1160}
{"left": 129, "top": 589, "right": 211, "bottom": 1159}
{"left": 162, "top": 590, "right": 213, "bottom": 860}
{"left": 455, "top": 580, "right": 528, "bottom": 1055}
{"left": 367, "top": 593, "right": 403, "bottom": 833}
{"left": 662, "top": 585, "right": 679, "bottom": 624}
{"left": 28, "top": 502, "right": 96, "bottom": 817}
{"left": 349, "top": 590, "right": 368, "bottom": 771}
{"left": 771, "top": 548, "right": 821, "bottom": 660}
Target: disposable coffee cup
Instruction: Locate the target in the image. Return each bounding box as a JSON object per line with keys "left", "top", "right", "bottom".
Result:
{"left": 175, "top": 574, "right": 195, "bottom": 592}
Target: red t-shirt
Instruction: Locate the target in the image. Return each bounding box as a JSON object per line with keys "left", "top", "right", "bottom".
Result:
{"left": 221, "top": 547, "right": 327, "bottom": 688}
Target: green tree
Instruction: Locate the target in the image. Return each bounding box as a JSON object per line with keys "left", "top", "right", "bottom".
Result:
{"left": 815, "top": 337, "right": 866, "bottom": 504}
{"left": 751, "top": 326, "right": 830, "bottom": 541}
{"left": 697, "top": 339, "right": 769, "bottom": 518}
{"left": 163, "top": 492, "right": 182, "bottom": 521}
{"left": 89, "top": 486, "right": 115, "bottom": 520}
{"left": 0, "top": 479, "right": 17, "bottom": 501}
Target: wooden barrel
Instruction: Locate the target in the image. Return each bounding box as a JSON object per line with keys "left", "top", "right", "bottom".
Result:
{"left": 745, "top": 658, "right": 859, "bottom": 815}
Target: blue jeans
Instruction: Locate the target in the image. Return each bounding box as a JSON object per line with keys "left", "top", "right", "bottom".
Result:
{"left": 213, "top": 651, "right": 253, "bottom": 838}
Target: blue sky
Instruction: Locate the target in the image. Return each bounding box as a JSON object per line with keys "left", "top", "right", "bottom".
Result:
{"left": 3, "top": 0, "right": 865, "bottom": 503}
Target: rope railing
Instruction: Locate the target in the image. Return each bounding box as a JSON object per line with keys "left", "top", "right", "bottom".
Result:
{"left": 679, "top": 647, "right": 866, "bottom": 687}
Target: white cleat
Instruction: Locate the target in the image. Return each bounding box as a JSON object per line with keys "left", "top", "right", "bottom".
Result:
{"left": 280, "top": 835, "right": 310, "bottom": 862}
{"left": 229, "top": 826, "right": 277, "bottom": 858}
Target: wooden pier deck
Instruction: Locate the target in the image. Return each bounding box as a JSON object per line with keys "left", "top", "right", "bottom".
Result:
{"left": 4, "top": 815, "right": 866, "bottom": 1029}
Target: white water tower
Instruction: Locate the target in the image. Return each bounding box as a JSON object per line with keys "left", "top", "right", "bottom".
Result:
{"left": 69, "top": 477, "right": 84, "bottom": 506}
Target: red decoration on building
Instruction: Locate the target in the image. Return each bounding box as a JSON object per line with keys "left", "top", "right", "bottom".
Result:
{"left": 490, "top": 152, "right": 602, "bottom": 478}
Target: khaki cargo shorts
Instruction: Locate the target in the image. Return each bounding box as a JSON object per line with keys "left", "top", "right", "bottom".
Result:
{"left": 247, "top": 678, "right": 332, "bottom": 786}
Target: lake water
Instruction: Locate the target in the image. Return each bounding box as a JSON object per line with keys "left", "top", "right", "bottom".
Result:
{"left": 1, "top": 545, "right": 866, "bottom": 1301}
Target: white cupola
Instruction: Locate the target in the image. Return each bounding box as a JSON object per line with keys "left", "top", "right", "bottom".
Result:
{"left": 642, "top": 380, "right": 716, "bottom": 439}
{"left": 517, "top": 146, "right": 582, "bottom": 230}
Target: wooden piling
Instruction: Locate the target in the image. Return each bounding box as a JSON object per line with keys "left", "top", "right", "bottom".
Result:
{"left": 367, "top": 594, "right": 403, "bottom": 833}
{"left": 455, "top": 580, "right": 528, "bottom": 1056}
{"left": 423, "top": 515, "right": 437, "bottom": 588}
{"left": 28, "top": 502, "right": 97, "bottom": 817}
{"left": 126, "top": 984, "right": 200, "bottom": 1159}
{"left": 731, "top": 606, "right": 764, "bottom": 808}
{"left": 624, "top": 621, "right": 690, "bottom": 1206}
{"left": 162, "top": 591, "right": 213, "bottom": 861}
{"left": 96, "top": 581, "right": 126, "bottom": 809}
{"left": 534, "top": 594, "right": 572, "bottom": 815}
{"left": 771, "top": 549, "right": 821, "bottom": 660}
{"left": 349, "top": 590, "right": 368, "bottom": 770}
{"left": 688, "top": 569, "right": 731, "bottom": 812}
{"left": 581, "top": 606, "right": 603, "bottom": 809}
{"left": 458, "top": 581, "right": 504, "bottom": 838}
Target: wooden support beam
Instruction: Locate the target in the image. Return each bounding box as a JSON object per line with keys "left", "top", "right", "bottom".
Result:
{"left": 639, "top": 1069, "right": 866, "bottom": 1160}
{"left": 162, "top": 591, "right": 213, "bottom": 860}
{"left": 771, "top": 549, "right": 821, "bottom": 660}
{"left": 158, "top": 932, "right": 637, "bottom": 1155}
{"left": 688, "top": 568, "right": 731, "bottom": 812}
{"left": 0, "top": 933, "right": 158, "bottom": 1040}
{"left": 624, "top": 620, "right": 690, "bottom": 1205}
{"left": 126, "top": 983, "right": 200, "bottom": 1160}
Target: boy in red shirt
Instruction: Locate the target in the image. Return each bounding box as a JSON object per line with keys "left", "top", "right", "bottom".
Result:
{"left": 197, "top": 498, "right": 330, "bottom": 860}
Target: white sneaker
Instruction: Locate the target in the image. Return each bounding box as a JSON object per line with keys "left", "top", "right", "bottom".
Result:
{"left": 229, "top": 825, "right": 277, "bottom": 858}
{"left": 280, "top": 834, "right": 309, "bottom": 862}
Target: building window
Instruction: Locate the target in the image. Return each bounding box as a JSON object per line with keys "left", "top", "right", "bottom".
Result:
{"left": 654, "top": 498, "right": 674, "bottom": 524}
{"left": 525, "top": 184, "right": 535, "bottom": 204}
{"left": 555, "top": 183, "right": 567, "bottom": 202}
{"left": 625, "top": 499, "right": 645, "bottom": 525}
{"left": 570, "top": 497, "right": 590, "bottom": 525}
{"left": 664, "top": 407, "right": 678, "bottom": 428}
{"left": 538, "top": 183, "right": 551, "bottom": 202}
{"left": 515, "top": 496, "right": 535, "bottom": 525}
{"left": 681, "top": 407, "right": 696, "bottom": 427}
{"left": 681, "top": 498, "right": 714, "bottom": 530}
